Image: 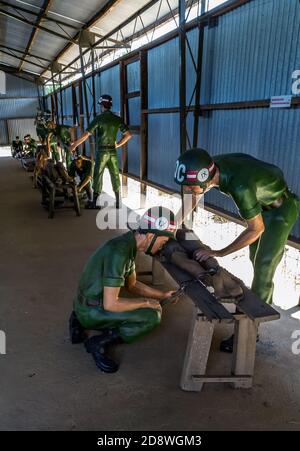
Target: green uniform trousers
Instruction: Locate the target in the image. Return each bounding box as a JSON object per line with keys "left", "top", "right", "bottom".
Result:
{"left": 93, "top": 150, "right": 120, "bottom": 194}
{"left": 74, "top": 295, "right": 161, "bottom": 344}
{"left": 249, "top": 191, "right": 300, "bottom": 304}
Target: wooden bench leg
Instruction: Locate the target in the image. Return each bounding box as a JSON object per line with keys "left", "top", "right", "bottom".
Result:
{"left": 152, "top": 258, "right": 165, "bottom": 285}
{"left": 231, "top": 317, "right": 258, "bottom": 388}
{"left": 180, "top": 310, "right": 214, "bottom": 392}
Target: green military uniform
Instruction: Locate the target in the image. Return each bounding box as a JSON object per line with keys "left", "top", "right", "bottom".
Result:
{"left": 36, "top": 117, "right": 48, "bottom": 143}
{"left": 86, "top": 110, "right": 129, "bottom": 194}
{"left": 11, "top": 139, "right": 23, "bottom": 157}
{"left": 24, "top": 138, "right": 37, "bottom": 157}
{"left": 214, "top": 153, "right": 300, "bottom": 304}
{"left": 74, "top": 231, "right": 161, "bottom": 343}
{"left": 48, "top": 125, "right": 72, "bottom": 167}
{"left": 68, "top": 157, "right": 94, "bottom": 202}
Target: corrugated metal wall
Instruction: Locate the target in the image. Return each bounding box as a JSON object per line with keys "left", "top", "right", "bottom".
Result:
{"left": 148, "top": 38, "right": 179, "bottom": 108}
{"left": 7, "top": 118, "right": 37, "bottom": 142}
{"left": 0, "top": 73, "right": 39, "bottom": 144}
{"left": 202, "top": 0, "right": 300, "bottom": 103}
{"left": 62, "top": 86, "right": 73, "bottom": 125}
{"left": 99, "top": 65, "right": 121, "bottom": 114}
{"left": 148, "top": 113, "right": 180, "bottom": 191}
{"left": 0, "top": 120, "right": 8, "bottom": 145}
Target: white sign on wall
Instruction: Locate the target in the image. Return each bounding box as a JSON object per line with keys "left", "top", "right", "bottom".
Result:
{"left": 0, "top": 70, "right": 6, "bottom": 94}
{"left": 292, "top": 70, "right": 300, "bottom": 95}
{"left": 270, "top": 95, "right": 292, "bottom": 108}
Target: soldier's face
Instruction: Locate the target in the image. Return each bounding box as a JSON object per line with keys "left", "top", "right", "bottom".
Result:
{"left": 76, "top": 159, "right": 83, "bottom": 169}
{"left": 149, "top": 236, "right": 169, "bottom": 255}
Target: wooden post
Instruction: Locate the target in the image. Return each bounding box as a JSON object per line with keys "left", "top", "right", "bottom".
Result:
{"left": 231, "top": 317, "right": 258, "bottom": 388}
{"left": 180, "top": 313, "right": 214, "bottom": 392}
{"left": 140, "top": 49, "right": 148, "bottom": 209}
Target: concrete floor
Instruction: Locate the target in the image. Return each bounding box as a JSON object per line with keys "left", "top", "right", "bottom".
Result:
{"left": 0, "top": 155, "right": 300, "bottom": 431}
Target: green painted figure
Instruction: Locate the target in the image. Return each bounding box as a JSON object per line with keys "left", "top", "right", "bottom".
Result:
{"left": 174, "top": 149, "right": 300, "bottom": 351}
{"left": 23, "top": 134, "right": 37, "bottom": 157}
{"left": 68, "top": 155, "right": 94, "bottom": 206}
{"left": 35, "top": 109, "right": 48, "bottom": 144}
{"left": 46, "top": 121, "right": 73, "bottom": 168}
{"left": 11, "top": 136, "right": 23, "bottom": 158}
{"left": 70, "top": 94, "right": 132, "bottom": 209}
{"left": 69, "top": 206, "right": 178, "bottom": 373}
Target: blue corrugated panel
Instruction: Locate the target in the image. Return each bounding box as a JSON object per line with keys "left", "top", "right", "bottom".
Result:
{"left": 127, "top": 134, "right": 141, "bottom": 177}
{"left": 186, "top": 28, "right": 199, "bottom": 106}
{"left": 0, "top": 120, "right": 8, "bottom": 144}
{"left": 128, "top": 97, "right": 141, "bottom": 125}
{"left": 86, "top": 76, "right": 95, "bottom": 120}
{"left": 127, "top": 61, "right": 140, "bottom": 93}
{"left": 148, "top": 113, "right": 180, "bottom": 191}
{"left": 202, "top": 0, "right": 300, "bottom": 103}
{"left": 99, "top": 65, "right": 121, "bottom": 114}
{"left": 0, "top": 73, "right": 37, "bottom": 98}
{"left": 0, "top": 98, "right": 38, "bottom": 119}
{"left": 148, "top": 37, "right": 179, "bottom": 108}
{"left": 62, "top": 86, "right": 73, "bottom": 125}
{"left": 203, "top": 107, "right": 300, "bottom": 238}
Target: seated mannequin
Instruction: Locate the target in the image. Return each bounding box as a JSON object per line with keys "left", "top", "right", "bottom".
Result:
{"left": 161, "top": 228, "right": 244, "bottom": 301}
{"left": 11, "top": 136, "right": 23, "bottom": 158}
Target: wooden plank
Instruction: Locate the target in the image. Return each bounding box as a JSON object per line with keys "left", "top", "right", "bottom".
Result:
{"left": 237, "top": 287, "right": 280, "bottom": 322}
{"left": 192, "top": 375, "right": 252, "bottom": 383}
{"left": 158, "top": 259, "right": 234, "bottom": 322}
{"left": 180, "top": 310, "right": 214, "bottom": 392}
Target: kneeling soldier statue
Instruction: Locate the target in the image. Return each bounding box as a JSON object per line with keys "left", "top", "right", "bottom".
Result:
{"left": 69, "top": 206, "right": 178, "bottom": 373}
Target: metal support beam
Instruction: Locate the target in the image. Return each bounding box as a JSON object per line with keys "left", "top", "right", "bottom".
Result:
{"left": 18, "top": 0, "right": 53, "bottom": 72}
{"left": 0, "top": 1, "right": 81, "bottom": 30}
{"left": 0, "top": 8, "right": 77, "bottom": 43}
{"left": 0, "top": 48, "right": 49, "bottom": 71}
{"left": 193, "top": 0, "right": 206, "bottom": 147}
{"left": 0, "top": 44, "right": 52, "bottom": 63}
{"left": 179, "top": 0, "right": 187, "bottom": 155}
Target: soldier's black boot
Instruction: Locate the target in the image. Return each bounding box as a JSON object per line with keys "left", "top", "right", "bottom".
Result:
{"left": 84, "top": 330, "right": 124, "bottom": 373}
{"left": 69, "top": 311, "right": 86, "bottom": 344}
{"left": 85, "top": 193, "right": 101, "bottom": 209}
{"left": 220, "top": 333, "right": 259, "bottom": 353}
{"left": 115, "top": 191, "right": 121, "bottom": 209}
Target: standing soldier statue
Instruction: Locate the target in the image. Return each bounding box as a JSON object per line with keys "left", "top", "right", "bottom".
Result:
{"left": 174, "top": 148, "right": 300, "bottom": 352}
{"left": 70, "top": 94, "right": 132, "bottom": 210}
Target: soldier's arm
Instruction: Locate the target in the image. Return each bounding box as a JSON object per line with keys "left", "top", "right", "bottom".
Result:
{"left": 126, "top": 271, "right": 175, "bottom": 300}
{"left": 195, "top": 213, "right": 265, "bottom": 261}
{"left": 103, "top": 286, "right": 161, "bottom": 313}
{"left": 115, "top": 130, "right": 132, "bottom": 149}
{"left": 70, "top": 131, "right": 91, "bottom": 153}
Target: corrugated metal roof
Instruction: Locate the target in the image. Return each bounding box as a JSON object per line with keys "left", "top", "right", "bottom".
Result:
{"left": 0, "top": 0, "right": 178, "bottom": 79}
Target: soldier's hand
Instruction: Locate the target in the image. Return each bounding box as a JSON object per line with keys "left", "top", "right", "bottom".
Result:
{"left": 194, "top": 248, "right": 218, "bottom": 262}
{"left": 161, "top": 290, "right": 177, "bottom": 300}
{"left": 146, "top": 299, "right": 162, "bottom": 313}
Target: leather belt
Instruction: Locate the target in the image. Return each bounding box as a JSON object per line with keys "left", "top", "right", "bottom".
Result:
{"left": 263, "top": 190, "right": 288, "bottom": 210}
{"left": 78, "top": 290, "right": 102, "bottom": 307}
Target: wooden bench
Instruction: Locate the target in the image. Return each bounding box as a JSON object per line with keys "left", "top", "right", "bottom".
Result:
{"left": 42, "top": 176, "right": 81, "bottom": 219}
{"left": 151, "top": 257, "right": 280, "bottom": 392}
